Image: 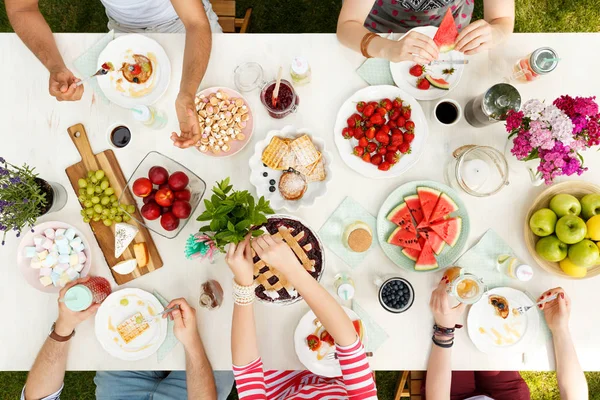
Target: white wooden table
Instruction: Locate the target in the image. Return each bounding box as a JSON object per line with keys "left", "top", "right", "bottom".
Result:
{"left": 1, "top": 32, "right": 599, "bottom": 372}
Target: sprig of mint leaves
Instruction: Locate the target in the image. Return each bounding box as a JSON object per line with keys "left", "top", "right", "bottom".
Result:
{"left": 197, "top": 178, "right": 273, "bottom": 252}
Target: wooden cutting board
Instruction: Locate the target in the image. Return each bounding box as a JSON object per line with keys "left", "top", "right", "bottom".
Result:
{"left": 65, "top": 123, "right": 163, "bottom": 285}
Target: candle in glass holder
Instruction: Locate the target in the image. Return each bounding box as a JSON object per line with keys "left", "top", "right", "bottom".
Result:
{"left": 461, "top": 158, "right": 490, "bottom": 190}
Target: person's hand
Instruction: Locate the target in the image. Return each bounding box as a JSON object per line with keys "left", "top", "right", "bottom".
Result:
{"left": 171, "top": 93, "right": 201, "bottom": 149}
{"left": 164, "top": 298, "right": 202, "bottom": 350}
{"left": 251, "top": 234, "right": 303, "bottom": 278}
{"left": 55, "top": 276, "right": 100, "bottom": 336}
{"left": 429, "top": 280, "right": 466, "bottom": 328}
{"left": 226, "top": 234, "right": 255, "bottom": 286}
{"left": 381, "top": 31, "right": 439, "bottom": 63}
{"left": 538, "top": 287, "right": 571, "bottom": 334}
{"left": 455, "top": 20, "right": 496, "bottom": 55}
{"left": 49, "top": 67, "right": 83, "bottom": 102}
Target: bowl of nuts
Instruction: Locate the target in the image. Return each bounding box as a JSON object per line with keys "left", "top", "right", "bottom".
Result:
{"left": 194, "top": 87, "right": 254, "bottom": 157}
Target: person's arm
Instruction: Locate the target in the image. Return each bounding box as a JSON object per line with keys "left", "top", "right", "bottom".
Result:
{"left": 425, "top": 279, "right": 466, "bottom": 400}
{"left": 24, "top": 277, "right": 100, "bottom": 400}
{"left": 169, "top": 0, "right": 212, "bottom": 149}
{"left": 164, "top": 298, "right": 217, "bottom": 400}
{"left": 5, "top": 0, "right": 83, "bottom": 101}
{"left": 336, "top": 0, "right": 438, "bottom": 63}
{"left": 539, "top": 288, "right": 588, "bottom": 400}
{"left": 455, "top": 0, "right": 514, "bottom": 54}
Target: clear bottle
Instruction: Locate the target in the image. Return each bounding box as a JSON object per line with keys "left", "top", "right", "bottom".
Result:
{"left": 496, "top": 254, "right": 534, "bottom": 282}
{"left": 290, "top": 57, "right": 311, "bottom": 85}
{"left": 131, "top": 105, "right": 168, "bottom": 129}
{"left": 64, "top": 276, "right": 112, "bottom": 312}
{"left": 333, "top": 272, "right": 355, "bottom": 301}
{"left": 199, "top": 279, "right": 224, "bottom": 310}
{"left": 508, "top": 47, "right": 559, "bottom": 83}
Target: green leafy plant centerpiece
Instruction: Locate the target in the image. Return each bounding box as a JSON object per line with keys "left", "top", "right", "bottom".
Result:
{"left": 195, "top": 178, "right": 274, "bottom": 253}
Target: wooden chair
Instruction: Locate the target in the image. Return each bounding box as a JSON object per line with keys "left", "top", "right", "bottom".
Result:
{"left": 394, "top": 371, "right": 425, "bottom": 400}
{"left": 210, "top": 0, "right": 252, "bottom": 33}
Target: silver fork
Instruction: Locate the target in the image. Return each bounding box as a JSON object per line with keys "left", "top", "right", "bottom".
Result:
{"left": 143, "top": 305, "right": 180, "bottom": 325}
{"left": 324, "top": 351, "right": 373, "bottom": 361}
{"left": 515, "top": 294, "right": 558, "bottom": 315}
{"left": 75, "top": 66, "right": 111, "bottom": 87}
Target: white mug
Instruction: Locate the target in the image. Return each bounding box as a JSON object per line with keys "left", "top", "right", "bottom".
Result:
{"left": 432, "top": 98, "right": 462, "bottom": 127}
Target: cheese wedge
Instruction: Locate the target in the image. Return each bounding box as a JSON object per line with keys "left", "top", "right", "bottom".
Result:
{"left": 133, "top": 242, "right": 149, "bottom": 268}
{"left": 114, "top": 223, "right": 139, "bottom": 258}
{"left": 112, "top": 259, "right": 137, "bottom": 275}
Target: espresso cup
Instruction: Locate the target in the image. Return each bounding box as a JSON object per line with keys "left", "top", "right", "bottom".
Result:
{"left": 106, "top": 123, "right": 132, "bottom": 149}
{"left": 432, "top": 98, "right": 462, "bottom": 127}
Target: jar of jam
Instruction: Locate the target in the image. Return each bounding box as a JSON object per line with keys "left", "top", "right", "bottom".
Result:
{"left": 260, "top": 79, "right": 299, "bottom": 119}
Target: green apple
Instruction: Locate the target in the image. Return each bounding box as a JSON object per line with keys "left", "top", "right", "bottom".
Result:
{"left": 529, "top": 208, "right": 557, "bottom": 237}
{"left": 549, "top": 194, "right": 581, "bottom": 218}
{"left": 555, "top": 215, "right": 587, "bottom": 244}
{"left": 568, "top": 239, "right": 600, "bottom": 267}
{"left": 535, "top": 235, "right": 568, "bottom": 262}
{"left": 581, "top": 193, "right": 600, "bottom": 220}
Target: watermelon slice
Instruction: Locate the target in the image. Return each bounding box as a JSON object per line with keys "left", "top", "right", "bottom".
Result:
{"left": 404, "top": 194, "right": 424, "bottom": 225}
{"left": 417, "top": 187, "right": 441, "bottom": 222}
{"left": 430, "top": 217, "right": 462, "bottom": 247}
{"left": 415, "top": 240, "right": 438, "bottom": 271}
{"left": 429, "top": 193, "right": 459, "bottom": 222}
{"left": 421, "top": 229, "right": 446, "bottom": 255}
{"left": 416, "top": 219, "right": 430, "bottom": 230}
{"left": 433, "top": 8, "right": 459, "bottom": 53}
{"left": 387, "top": 227, "right": 421, "bottom": 251}
{"left": 402, "top": 237, "right": 426, "bottom": 261}
{"left": 425, "top": 75, "right": 450, "bottom": 90}
{"left": 387, "top": 202, "right": 416, "bottom": 233}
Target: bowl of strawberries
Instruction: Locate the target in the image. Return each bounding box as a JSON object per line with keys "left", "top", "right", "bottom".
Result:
{"left": 334, "top": 85, "right": 428, "bottom": 179}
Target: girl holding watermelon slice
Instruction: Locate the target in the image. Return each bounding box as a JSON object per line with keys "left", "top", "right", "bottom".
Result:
{"left": 424, "top": 283, "right": 588, "bottom": 400}
{"left": 337, "top": 0, "right": 515, "bottom": 62}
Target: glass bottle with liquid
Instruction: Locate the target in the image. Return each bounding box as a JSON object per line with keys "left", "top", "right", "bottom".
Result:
{"left": 333, "top": 272, "right": 355, "bottom": 301}
{"left": 496, "top": 254, "right": 533, "bottom": 282}
{"left": 132, "top": 105, "right": 168, "bottom": 129}
{"left": 199, "top": 279, "right": 224, "bottom": 310}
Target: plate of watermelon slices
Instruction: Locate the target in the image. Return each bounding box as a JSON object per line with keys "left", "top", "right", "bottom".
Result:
{"left": 377, "top": 180, "right": 470, "bottom": 272}
{"left": 389, "top": 23, "right": 465, "bottom": 101}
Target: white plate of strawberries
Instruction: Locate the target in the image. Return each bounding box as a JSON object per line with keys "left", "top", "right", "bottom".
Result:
{"left": 334, "top": 85, "right": 428, "bottom": 179}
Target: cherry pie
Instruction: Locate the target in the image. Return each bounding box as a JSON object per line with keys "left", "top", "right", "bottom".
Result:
{"left": 252, "top": 217, "right": 324, "bottom": 303}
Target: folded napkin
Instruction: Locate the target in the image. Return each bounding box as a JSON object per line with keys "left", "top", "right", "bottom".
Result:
{"left": 318, "top": 197, "right": 378, "bottom": 269}
{"left": 356, "top": 58, "right": 395, "bottom": 86}
{"left": 73, "top": 31, "right": 114, "bottom": 104}
{"left": 153, "top": 290, "right": 177, "bottom": 362}
{"left": 352, "top": 300, "right": 389, "bottom": 353}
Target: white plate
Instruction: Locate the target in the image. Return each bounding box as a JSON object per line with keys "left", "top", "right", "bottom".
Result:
{"left": 467, "top": 287, "right": 540, "bottom": 354}
{"left": 95, "top": 288, "right": 167, "bottom": 361}
{"left": 334, "top": 85, "right": 428, "bottom": 179}
{"left": 390, "top": 26, "right": 465, "bottom": 101}
{"left": 293, "top": 307, "right": 367, "bottom": 378}
{"left": 17, "top": 221, "right": 92, "bottom": 293}
{"left": 97, "top": 34, "right": 171, "bottom": 108}
{"left": 249, "top": 126, "right": 333, "bottom": 212}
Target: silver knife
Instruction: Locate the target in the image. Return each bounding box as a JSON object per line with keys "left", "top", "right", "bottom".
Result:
{"left": 430, "top": 60, "right": 469, "bottom": 65}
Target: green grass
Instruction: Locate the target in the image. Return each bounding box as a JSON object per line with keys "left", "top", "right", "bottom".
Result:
{"left": 1, "top": 0, "right": 600, "bottom": 398}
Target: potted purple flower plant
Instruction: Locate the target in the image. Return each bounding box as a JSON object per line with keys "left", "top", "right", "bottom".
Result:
{"left": 505, "top": 95, "right": 600, "bottom": 185}
{"left": 0, "top": 158, "right": 67, "bottom": 244}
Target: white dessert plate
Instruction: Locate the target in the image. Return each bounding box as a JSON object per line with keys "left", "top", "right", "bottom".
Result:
{"left": 294, "top": 307, "right": 367, "bottom": 378}
{"left": 389, "top": 26, "right": 465, "bottom": 101}
{"left": 467, "top": 287, "right": 540, "bottom": 354}
{"left": 334, "top": 85, "right": 428, "bottom": 179}
{"left": 95, "top": 288, "right": 167, "bottom": 361}
{"left": 97, "top": 34, "right": 171, "bottom": 108}
{"left": 249, "top": 126, "right": 333, "bottom": 212}
{"left": 17, "top": 221, "right": 92, "bottom": 293}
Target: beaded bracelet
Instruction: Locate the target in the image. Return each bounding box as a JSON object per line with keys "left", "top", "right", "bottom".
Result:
{"left": 432, "top": 335, "right": 454, "bottom": 348}
{"left": 232, "top": 279, "right": 256, "bottom": 306}
{"left": 433, "top": 324, "right": 463, "bottom": 335}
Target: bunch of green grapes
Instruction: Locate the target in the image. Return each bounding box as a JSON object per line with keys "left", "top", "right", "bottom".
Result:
{"left": 77, "top": 169, "right": 136, "bottom": 227}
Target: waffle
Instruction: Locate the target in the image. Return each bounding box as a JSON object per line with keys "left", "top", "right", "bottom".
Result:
{"left": 262, "top": 137, "right": 290, "bottom": 170}
{"left": 117, "top": 312, "right": 150, "bottom": 344}
{"left": 290, "top": 134, "right": 320, "bottom": 166}
{"left": 295, "top": 157, "right": 326, "bottom": 183}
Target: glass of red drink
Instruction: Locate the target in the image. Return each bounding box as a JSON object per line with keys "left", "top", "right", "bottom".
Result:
{"left": 260, "top": 79, "right": 299, "bottom": 119}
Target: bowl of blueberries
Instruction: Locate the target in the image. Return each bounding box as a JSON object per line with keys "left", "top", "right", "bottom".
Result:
{"left": 376, "top": 276, "right": 414, "bottom": 313}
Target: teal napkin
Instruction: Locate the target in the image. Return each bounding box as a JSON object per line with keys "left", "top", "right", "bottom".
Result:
{"left": 352, "top": 300, "right": 389, "bottom": 353}
{"left": 318, "top": 197, "right": 378, "bottom": 269}
{"left": 73, "top": 31, "right": 114, "bottom": 104}
{"left": 153, "top": 290, "right": 177, "bottom": 362}
{"left": 356, "top": 58, "right": 395, "bottom": 86}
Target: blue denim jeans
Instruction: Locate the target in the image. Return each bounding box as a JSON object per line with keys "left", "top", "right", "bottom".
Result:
{"left": 94, "top": 370, "right": 234, "bottom": 400}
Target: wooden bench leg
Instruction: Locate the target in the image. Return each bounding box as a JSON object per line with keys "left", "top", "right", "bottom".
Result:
{"left": 410, "top": 371, "right": 425, "bottom": 400}
{"left": 234, "top": 8, "right": 252, "bottom": 33}
{"left": 394, "top": 370, "right": 411, "bottom": 400}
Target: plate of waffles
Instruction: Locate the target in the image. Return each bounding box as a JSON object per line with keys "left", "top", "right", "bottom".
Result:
{"left": 294, "top": 307, "right": 367, "bottom": 377}
{"left": 95, "top": 288, "right": 167, "bottom": 361}
{"left": 249, "top": 126, "right": 332, "bottom": 211}
{"left": 97, "top": 34, "right": 171, "bottom": 108}
{"left": 252, "top": 215, "right": 325, "bottom": 305}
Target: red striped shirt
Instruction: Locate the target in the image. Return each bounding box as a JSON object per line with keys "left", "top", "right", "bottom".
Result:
{"left": 233, "top": 339, "right": 377, "bottom": 400}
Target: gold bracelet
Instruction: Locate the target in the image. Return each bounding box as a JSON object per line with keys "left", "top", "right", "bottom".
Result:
{"left": 361, "top": 32, "right": 379, "bottom": 58}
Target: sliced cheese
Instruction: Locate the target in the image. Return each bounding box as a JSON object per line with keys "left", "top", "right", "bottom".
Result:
{"left": 112, "top": 259, "right": 138, "bottom": 275}
{"left": 114, "top": 223, "right": 139, "bottom": 258}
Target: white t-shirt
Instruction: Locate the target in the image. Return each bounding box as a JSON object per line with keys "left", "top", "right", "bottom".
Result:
{"left": 100, "top": 0, "right": 216, "bottom": 28}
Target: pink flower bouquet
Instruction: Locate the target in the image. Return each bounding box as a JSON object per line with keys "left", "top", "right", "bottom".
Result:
{"left": 505, "top": 95, "right": 600, "bottom": 184}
